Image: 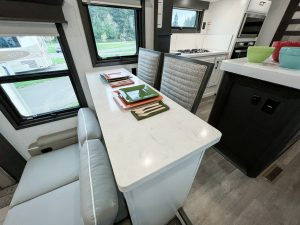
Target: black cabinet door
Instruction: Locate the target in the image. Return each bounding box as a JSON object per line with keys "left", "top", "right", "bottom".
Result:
{"left": 209, "top": 73, "right": 300, "bottom": 177}
{"left": 0, "top": 133, "right": 26, "bottom": 181}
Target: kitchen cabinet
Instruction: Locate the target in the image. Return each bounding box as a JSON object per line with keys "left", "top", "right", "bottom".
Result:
{"left": 208, "top": 55, "right": 226, "bottom": 87}
{"left": 191, "top": 54, "right": 227, "bottom": 97}
{"left": 209, "top": 60, "right": 300, "bottom": 177}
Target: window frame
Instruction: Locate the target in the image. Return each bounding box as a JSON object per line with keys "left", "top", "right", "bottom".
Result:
{"left": 77, "top": 1, "right": 145, "bottom": 67}
{"left": 0, "top": 23, "right": 87, "bottom": 130}
{"left": 171, "top": 8, "right": 203, "bottom": 33}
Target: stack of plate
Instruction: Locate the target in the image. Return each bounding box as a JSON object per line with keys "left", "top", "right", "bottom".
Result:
{"left": 113, "top": 84, "right": 163, "bottom": 109}
{"left": 101, "top": 72, "right": 134, "bottom": 88}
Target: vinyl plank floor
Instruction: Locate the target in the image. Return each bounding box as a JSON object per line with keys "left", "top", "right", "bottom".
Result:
{"left": 0, "top": 207, "right": 9, "bottom": 225}
{"left": 184, "top": 96, "right": 300, "bottom": 225}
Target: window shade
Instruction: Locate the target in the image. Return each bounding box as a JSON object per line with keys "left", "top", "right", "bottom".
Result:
{"left": 0, "top": 21, "right": 59, "bottom": 36}
{"left": 82, "top": 0, "right": 142, "bottom": 8}
{"left": 173, "top": 0, "right": 209, "bottom": 10}
{"left": 0, "top": 0, "right": 66, "bottom": 23}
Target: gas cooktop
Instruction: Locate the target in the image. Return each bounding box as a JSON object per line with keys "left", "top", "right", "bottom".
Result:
{"left": 177, "top": 49, "right": 210, "bottom": 54}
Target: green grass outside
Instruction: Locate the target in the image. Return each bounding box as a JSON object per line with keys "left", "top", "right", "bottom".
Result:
{"left": 14, "top": 78, "right": 57, "bottom": 89}
{"left": 96, "top": 41, "right": 136, "bottom": 49}
{"left": 19, "top": 41, "right": 135, "bottom": 88}
{"left": 52, "top": 58, "right": 66, "bottom": 64}
{"left": 47, "top": 44, "right": 56, "bottom": 54}
{"left": 96, "top": 41, "right": 136, "bottom": 58}
{"left": 63, "top": 101, "right": 80, "bottom": 109}
{"left": 47, "top": 41, "right": 136, "bottom": 51}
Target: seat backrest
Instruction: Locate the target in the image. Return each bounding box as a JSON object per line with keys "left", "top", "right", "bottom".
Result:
{"left": 80, "top": 139, "right": 118, "bottom": 225}
{"left": 160, "top": 54, "right": 214, "bottom": 113}
{"left": 77, "top": 108, "right": 102, "bottom": 146}
{"left": 137, "top": 48, "right": 163, "bottom": 89}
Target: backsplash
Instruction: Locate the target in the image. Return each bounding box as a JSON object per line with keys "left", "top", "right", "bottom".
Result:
{"left": 170, "top": 33, "right": 233, "bottom": 52}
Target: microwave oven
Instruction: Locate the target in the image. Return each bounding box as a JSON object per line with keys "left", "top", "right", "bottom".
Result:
{"left": 238, "top": 13, "right": 266, "bottom": 38}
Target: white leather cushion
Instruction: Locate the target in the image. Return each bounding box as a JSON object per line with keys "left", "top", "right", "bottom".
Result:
{"left": 4, "top": 181, "right": 81, "bottom": 225}
{"left": 77, "top": 108, "right": 102, "bottom": 146}
{"left": 80, "top": 139, "right": 118, "bottom": 225}
{"left": 10, "top": 144, "right": 79, "bottom": 207}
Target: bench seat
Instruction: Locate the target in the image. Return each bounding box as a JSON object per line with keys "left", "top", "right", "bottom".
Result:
{"left": 10, "top": 143, "right": 79, "bottom": 207}
{"left": 4, "top": 181, "right": 81, "bottom": 225}
{"left": 4, "top": 108, "right": 128, "bottom": 225}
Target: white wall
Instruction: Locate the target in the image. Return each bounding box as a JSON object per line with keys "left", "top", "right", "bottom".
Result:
{"left": 0, "top": 0, "right": 154, "bottom": 160}
{"left": 62, "top": 0, "right": 154, "bottom": 107}
{"left": 203, "top": 0, "right": 250, "bottom": 52}
{"left": 203, "top": 0, "right": 250, "bottom": 35}
{"left": 170, "top": 0, "right": 249, "bottom": 52}
{"left": 62, "top": 0, "right": 139, "bottom": 107}
{"left": 0, "top": 111, "right": 77, "bottom": 159}
{"left": 256, "top": 0, "right": 291, "bottom": 45}
{"left": 170, "top": 33, "right": 233, "bottom": 51}
{"left": 145, "top": 0, "right": 154, "bottom": 49}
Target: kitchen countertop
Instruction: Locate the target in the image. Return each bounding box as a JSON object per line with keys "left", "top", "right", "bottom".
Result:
{"left": 171, "top": 50, "right": 229, "bottom": 58}
{"left": 86, "top": 68, "right": 221, "bottom": 192}
{"left": 221, "top": 58, "right": 300, "bottom": 90}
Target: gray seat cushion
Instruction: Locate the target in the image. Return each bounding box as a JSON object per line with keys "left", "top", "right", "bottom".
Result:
{"left": 10, "top": 144, "right": 79, "bottom": 207}
{"left": 80, "top": 139, "right": 118, "bottom": 225}
{"left": 160, "top": 56, "right": 209, "bottom": 112}
{"left": 78, "top": 108, "right": 102, "bottom": 146}
{"left": 114, "top": 190, "right": 128, "bottom": 223}
{"left": 4, "top": 181, "right": 81, "bottom": 225}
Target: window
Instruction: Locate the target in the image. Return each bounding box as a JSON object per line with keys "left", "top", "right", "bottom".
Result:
{"left": 171, "top": 8, "right": 203, "bottom": 33}
{"left": 0, "top": 36, "right": 68, "bottom": 75}
{"left": 78, "top": 1, "right": 144, "bottom": 66}
{"left": 0, "top": 25, "right": 86, "bottom": 129}
{"left": 1, "top": 77, "right": 79, "bottom": 117}
{"left": 88, "top": 5, "right": 138, "bottom": 59}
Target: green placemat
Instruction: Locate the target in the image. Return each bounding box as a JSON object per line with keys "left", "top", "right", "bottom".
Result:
{"left": 131, "top": 101, "right": 169, "bottom": 121}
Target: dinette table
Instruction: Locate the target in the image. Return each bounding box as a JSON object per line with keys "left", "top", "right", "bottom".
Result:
{"left": 86, "top": 68, "right": 221, "bottom": 225}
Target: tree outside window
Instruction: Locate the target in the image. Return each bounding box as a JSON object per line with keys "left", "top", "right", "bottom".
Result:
{"left": 88, "top": 5, "right": 138, "bottom": 59}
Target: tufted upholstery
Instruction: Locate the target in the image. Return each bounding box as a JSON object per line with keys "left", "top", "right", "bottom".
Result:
{"left": 160, "top": 55, "right": 213, "bottom": 113}
{"left": 137, "top": 48, "right": 162, "bottom": 88}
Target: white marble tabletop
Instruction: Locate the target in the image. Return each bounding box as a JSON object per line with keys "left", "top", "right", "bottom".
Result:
{"left": 221, "top": 58, "right": 300, "bottom": 90}
{"left": 86, "top": 68, "right": 221, "bottom": 192}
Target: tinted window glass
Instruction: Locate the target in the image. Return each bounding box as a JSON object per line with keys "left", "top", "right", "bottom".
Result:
{"left": 0, "top": 35, "right": 81, "bottom": 121}
{"left": 0, "top": 37, "right": 21, "bottom": 48}
{"left": 172, "top": 8, "right": 197, "bottom": 28}
{"left": 1, "top": 77, "right": 79, "bottom": 117}
{"left": 88, "top": 5, "right": 138, "bottom": 59}
{"left": 0, "top": 36, "right": 67, "bottom": 76}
